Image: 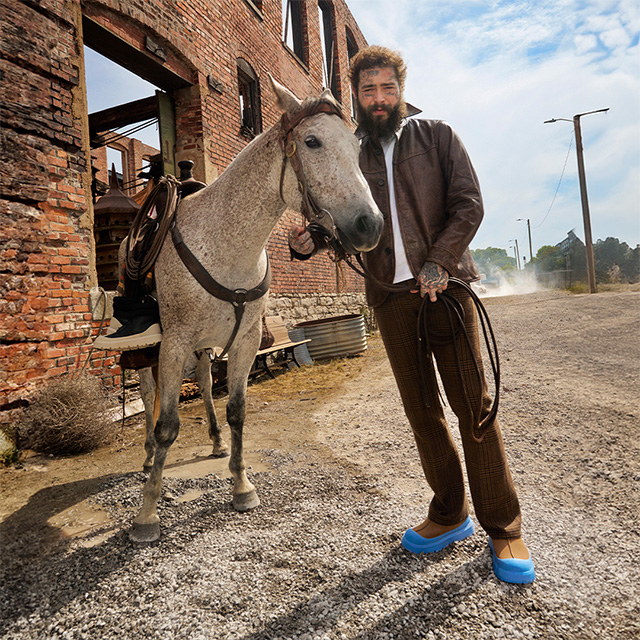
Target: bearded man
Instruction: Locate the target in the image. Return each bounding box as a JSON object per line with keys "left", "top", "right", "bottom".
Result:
{"left": 289, "top": 45, "right": 535, "bottom": 584}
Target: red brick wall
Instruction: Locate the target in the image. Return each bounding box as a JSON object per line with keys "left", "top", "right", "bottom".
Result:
{"left": 0, "top": 0, "right": 369, "bottom": 422}
{"left": 92, "top": 137, "right": 160, "bottom": 194}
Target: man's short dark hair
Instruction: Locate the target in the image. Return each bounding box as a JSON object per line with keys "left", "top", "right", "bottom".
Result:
{"left": 349, "top": 45, "right": 407, "bottom": 93}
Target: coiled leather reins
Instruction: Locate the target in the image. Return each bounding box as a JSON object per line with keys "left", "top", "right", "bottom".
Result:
{"left": 339, "top": 246, "right": 501, "bottom": 444}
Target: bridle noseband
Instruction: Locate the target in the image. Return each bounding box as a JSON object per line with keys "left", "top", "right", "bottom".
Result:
{"left": 278, "top": 100, "right": 344, "bottom": 240}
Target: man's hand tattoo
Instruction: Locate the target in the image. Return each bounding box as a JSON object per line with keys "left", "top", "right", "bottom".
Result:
{"left": 288, "top": 225, "right": 314, "bottom": 255}
{"left": 417, "top": 262, "right": 449, "bottom": 302}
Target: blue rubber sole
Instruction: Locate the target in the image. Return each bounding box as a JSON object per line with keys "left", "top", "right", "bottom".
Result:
{"left": 401, "top": 516, "right": 475, "bottom": 554}
{"left": 489, "top": 539, "right": 536, "bottom": 584}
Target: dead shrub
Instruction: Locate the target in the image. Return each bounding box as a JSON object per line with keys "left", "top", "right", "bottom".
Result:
{"left": 19, "top": 375, "right": 116, "bottom": 455}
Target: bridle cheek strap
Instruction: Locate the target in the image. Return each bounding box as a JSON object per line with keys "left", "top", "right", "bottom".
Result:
{"left": 278, "top": 101, "right": 343, "bottom": 235}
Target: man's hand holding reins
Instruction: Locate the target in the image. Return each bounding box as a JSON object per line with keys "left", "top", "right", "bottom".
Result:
{"left": 288, "top": 225, "right": 314, "bottom": 255}
{"left": 413, "top": 261, "right": 450, "bottom": 301}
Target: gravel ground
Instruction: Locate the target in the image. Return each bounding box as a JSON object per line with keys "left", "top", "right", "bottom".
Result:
{"left": 1, "top": 289, "right": 638, "bottom": 640}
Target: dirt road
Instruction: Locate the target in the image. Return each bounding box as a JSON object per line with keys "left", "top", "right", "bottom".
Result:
{"left": 1, "top": 289, "right": 638, "bottom": 639}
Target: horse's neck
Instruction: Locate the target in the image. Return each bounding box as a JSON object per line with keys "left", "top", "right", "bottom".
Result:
{"left": 180, "top": 127, "right": 287, "bottom": 262}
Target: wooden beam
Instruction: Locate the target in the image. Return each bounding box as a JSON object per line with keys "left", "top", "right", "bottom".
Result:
{"left": 89, "top": 96, "right": 157, "bottom": 135}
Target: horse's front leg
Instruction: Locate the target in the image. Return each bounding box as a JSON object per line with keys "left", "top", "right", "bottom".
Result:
{"left": 130, "top": 342, "right": 187, "bottom": 542}
{"left": 195, "top": 350, "right": 229, "bottom": 458}
{"left": 226, "top": 322, "right": 262, "bottom": 512}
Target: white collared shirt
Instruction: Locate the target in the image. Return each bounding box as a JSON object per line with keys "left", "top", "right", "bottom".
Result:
{"left": 379, "top": 125, "right": 413, "bottom": 283}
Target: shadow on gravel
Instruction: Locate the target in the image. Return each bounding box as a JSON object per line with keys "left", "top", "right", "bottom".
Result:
{"left": 0, "top": 474, "right": 122, "bottom": 557}
{"left": 0, "top": 474, "right": 137, "bottom": 621}
{"left": 0, "top": 476, "right": 236, "bottom": 626}
{"left": 237, "top": 546, "right": 489, "bottom": 640}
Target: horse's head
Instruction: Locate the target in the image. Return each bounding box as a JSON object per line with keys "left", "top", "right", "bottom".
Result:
{"left": 270, "top": 76, "right": 383, "bottom": 254}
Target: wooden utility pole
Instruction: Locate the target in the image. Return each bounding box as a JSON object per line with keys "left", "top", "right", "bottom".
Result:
{"left": 518, "top": 218, "right": 533, "bottom": 263}
{"left": 544, "top": 108, "right": 609, "bottom": 293}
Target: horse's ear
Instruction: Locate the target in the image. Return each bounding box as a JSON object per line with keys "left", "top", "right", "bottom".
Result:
{"left": 319, "top": 88, "right": 338, "bottom": 107}
{"left": 268, "top": 73, "right": 301, "bottom": 113}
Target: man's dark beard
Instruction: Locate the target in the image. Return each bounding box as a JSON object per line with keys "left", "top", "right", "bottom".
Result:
{"left": 356, "top": 101, "right": 406, "bottom": 139}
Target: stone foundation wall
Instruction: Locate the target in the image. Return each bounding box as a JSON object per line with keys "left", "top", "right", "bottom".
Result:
{"left": 267, "top": 292, "right": 369, "bottom": 326}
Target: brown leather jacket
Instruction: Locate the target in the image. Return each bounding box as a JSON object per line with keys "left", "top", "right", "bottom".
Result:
{"left": 359, "top": 117, "right": 482, "bottom": 307}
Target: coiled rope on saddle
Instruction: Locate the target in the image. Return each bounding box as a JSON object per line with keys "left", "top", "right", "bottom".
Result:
{"left": 124, "top": 175, "right": 181, "bottom": 283}
{"left": 334, "top": 247, "right": 500, "bottom": 444}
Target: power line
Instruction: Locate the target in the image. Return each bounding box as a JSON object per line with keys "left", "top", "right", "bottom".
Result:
{"left": 95, "top": 118, "right": 158, "bottom": 149}
{"left": 533, "top": 136, "right": 573, "bottom": 230}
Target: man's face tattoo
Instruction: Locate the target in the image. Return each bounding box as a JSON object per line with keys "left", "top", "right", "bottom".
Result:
{"left": 356, "top": 66, "right": 405, "bottom": 139}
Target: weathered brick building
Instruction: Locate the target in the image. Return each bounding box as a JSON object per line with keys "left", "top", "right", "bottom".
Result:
{"left": 0, "top": 0, "right": 369, "bottom": 425}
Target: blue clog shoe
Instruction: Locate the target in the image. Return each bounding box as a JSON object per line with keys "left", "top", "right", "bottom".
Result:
{"left": 489, "top": 538, "right": 536, "bottom": 584}
{"left": 401, "top": 516, "right": 475, "bottom": 554}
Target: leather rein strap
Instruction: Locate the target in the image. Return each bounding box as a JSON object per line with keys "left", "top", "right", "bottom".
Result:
{"left": 341, "top": 252, "right": 500, "bottom": 443}
{"left": 279, "top": 100, "right": 344, "bottom": 238}
{"left": 171, "top": 225, "right": 271, "bottom": 360}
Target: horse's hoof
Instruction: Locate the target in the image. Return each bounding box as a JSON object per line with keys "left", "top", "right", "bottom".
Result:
{"left": 209, "top": 448, "right": 230, "bottom": 459}
{"left": 129, "top": 521, "right": 160, "bottom": 542}
{"left": 233, "top": 490, "right": 260, "bottom": 512}
{"left": 142, "top": 464, "right": 153, "bottom": 473}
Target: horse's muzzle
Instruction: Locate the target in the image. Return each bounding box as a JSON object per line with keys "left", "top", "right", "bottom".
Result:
{"left": 338, "top": 207, "right": 384, "bottom": 254}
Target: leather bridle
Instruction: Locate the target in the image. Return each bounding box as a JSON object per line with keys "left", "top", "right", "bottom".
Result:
{"left": 278, "top": 99, "right": 344, "bottom": 240}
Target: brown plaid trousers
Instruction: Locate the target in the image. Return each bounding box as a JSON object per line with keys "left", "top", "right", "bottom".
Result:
{"left": 374, "top": 282, "right": 522, "bottom": 539}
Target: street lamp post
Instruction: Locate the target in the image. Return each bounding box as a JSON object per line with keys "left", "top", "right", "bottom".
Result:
{"left": 509, "top": 239, "right": 521, "bottom": 270}
{"left": 517, "top": 218, "right": 533, "bottom": 265}
{"left": 544, "top": 107, "right": 609, "bottom": 294}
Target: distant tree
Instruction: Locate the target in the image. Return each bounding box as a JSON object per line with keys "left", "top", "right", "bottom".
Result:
{"left": 470, "top": 247, "right": 516, "bottom": 276}
{"left": 532, "top": 245, "right": 563, "bottom": 273}
{"left": 624, "top": 245, "right": 640, "bottom": 282}
{"left": 594, "top": 237, "right": 640, "bottom": 283}
{"left": 567, "top": 238, "right": 587, "bottom": 281}
{"left": 471, "top": 238, "right": 640, "bottom": 285}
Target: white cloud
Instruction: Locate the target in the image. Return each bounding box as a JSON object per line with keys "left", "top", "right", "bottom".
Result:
{"left": 599, "top": 26, "right": 632, "bottom": 49}
{"left": 346, "top": 0, "right": 640, "bottom": 251}
{"left": 574, "top": 34, "right": 599, "bottom": 55}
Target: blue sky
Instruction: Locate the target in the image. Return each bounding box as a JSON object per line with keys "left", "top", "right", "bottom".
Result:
{"left": 84, "top": 0, "right": 640, "bottom": 258}
{"left": 346, "top": 0, "right": 640, "bottom": 257}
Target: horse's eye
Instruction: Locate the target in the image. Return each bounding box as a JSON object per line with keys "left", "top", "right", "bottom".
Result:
{"left": 305, "top": 136, "right": 322, "bottom": 149}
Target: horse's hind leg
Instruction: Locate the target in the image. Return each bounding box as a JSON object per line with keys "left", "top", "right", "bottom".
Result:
{"left": 226, "top": 336, "right": 261, "bottom": 512}
{"left": 195, "top": 351, "right": 229, "bottom": 458}
{"left": 138, "top": 366, "right": 158, "bottom": 472}
{"left": 130, "top": 344, "right": 186, "bottom": 542}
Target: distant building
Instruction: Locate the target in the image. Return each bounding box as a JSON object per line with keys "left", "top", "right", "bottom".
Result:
{"left": 0, "top": 1, "right": 368, "bottom": 424}
{"left": 556, "top": 229, "right": 584, "bottom": 256}
{"left": 556, "top": 229, "right": 587, "bottom": 282}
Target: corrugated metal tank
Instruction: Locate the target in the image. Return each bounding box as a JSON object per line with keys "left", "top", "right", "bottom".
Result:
{"left": 295, "top": 314, "right": 367, "bottom": 360}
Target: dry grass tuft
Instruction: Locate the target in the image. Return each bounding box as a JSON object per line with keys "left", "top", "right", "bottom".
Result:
{"left": 252, "top": 334, "right": 384, "bottom": 403}
{"left": 19, "top": 375, "right": 116, "bottom": 455}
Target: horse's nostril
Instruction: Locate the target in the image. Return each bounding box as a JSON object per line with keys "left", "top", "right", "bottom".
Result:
{"left": 354, "top": 210, "right": 384, "bottom": 238}
{"left": 355, "top": 213, "right": 374, "bottom": 235}
{"left": 342, "top": 208, "right": 383, "bottom": 253}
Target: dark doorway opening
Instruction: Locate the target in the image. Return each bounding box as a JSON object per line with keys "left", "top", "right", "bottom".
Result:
{"left": 82, "top": 15, "right": 190, "bottom": 289}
